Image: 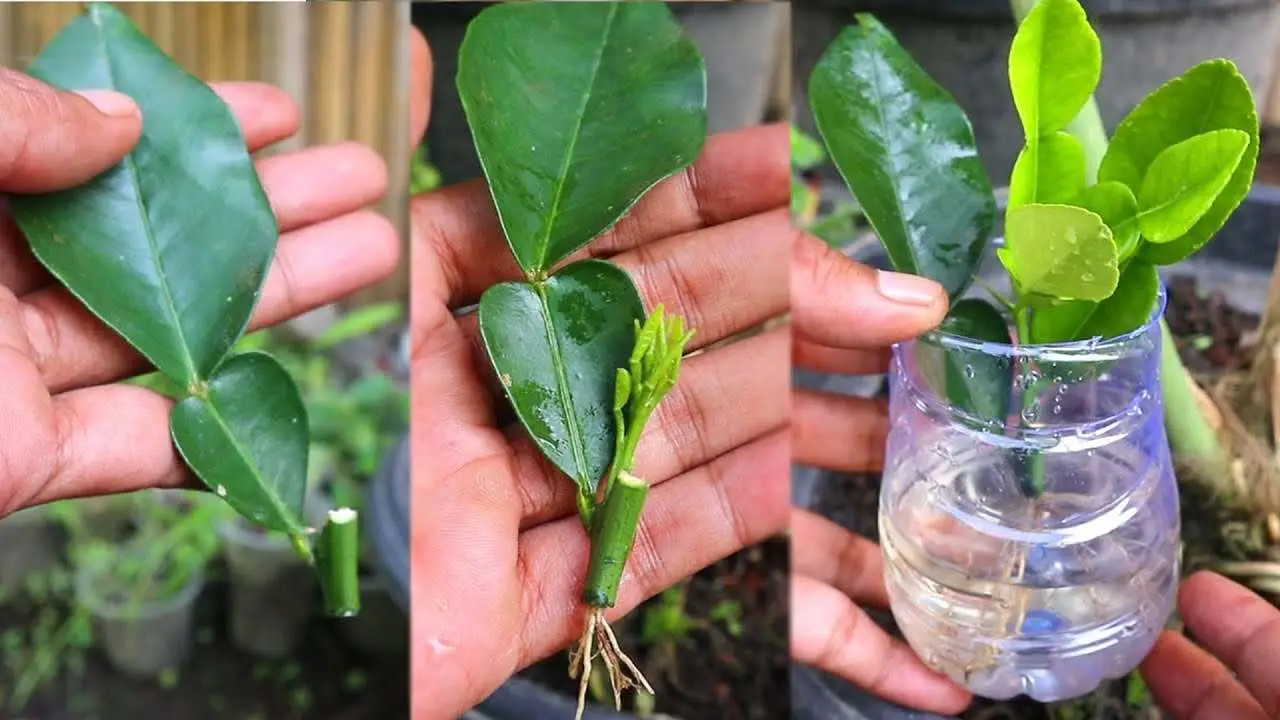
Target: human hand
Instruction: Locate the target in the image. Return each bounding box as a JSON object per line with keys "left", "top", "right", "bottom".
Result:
{"left": 789, "top": 236, "right": 972, "bottom": 715}
{"left": 1141, "top": 570, "right": 1280, "bottom": 719}
{"left": 0, "top": 68, "right": 395, "bottom": 515}
{"left": 409, "top": 30, "right": 789, "bottom": 717}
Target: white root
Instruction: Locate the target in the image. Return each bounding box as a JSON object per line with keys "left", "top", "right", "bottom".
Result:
{"left": 569, "top": 609, "right": 653, "bottom": 720}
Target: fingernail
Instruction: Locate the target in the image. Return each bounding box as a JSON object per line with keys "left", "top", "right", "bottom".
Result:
{"left": 75, "top": 89, "right": 140, "bottom": 119}
{"left": 876, "top": 270, "right": 941, "bottom": 306}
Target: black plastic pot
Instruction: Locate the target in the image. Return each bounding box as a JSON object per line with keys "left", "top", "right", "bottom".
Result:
{"left": 793, "top": 0, "right": 1280, "bottom": 183}
{"left": 791, "top": 183, "right": 1280, "bottom": 718}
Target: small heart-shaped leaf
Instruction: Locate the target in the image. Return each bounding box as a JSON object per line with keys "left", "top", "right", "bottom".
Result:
{"left": 478, "top": 260, "right": 644, "bottom": 493}
{"left": 172, "top": 352, "right": 309, "bottom": 536}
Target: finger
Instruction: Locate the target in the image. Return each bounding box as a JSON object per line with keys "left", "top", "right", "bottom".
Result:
{"left": 0, "top": 81, "right": 301, "bottom": 296}
{"left": 254, "top": 142, "right": 388, "bottom": 232}
{"left": 1140, "top": 630, "right": 1269, "bottom": 720}
{"left": 515, "top": 428, "right": 789, "bottom": 667}
{"left": 793, "top": 390, "right": 889, "bottom": 472}
{"left": 1177, "top": 570, "right": 1280, "bottom": 715}
{"left": 792, "top": 233, "right": 947, "bottom": 350}
{"left": 613, "top": 208, "right": 789, "bottom": 351}
{"left": 0, "top": 71, "right": 141, "bottom": 192}
{"left": 423, "top": 123, "right": 789, "bottom": 307}
{"left": 792, "top": 575, "right": 972, "bottom": 716}
{"left": 513, "top": 328, "right": 789, "bottom": 528}
{"left": 33, "top": 210, "right": 399, "bottom": 393}
{"left": 794, "top": 339, "right": 889, "bottom": 376}
{"left": 22, "top": 383, "right": 193, "bottom": 510}
{"left": 792, "top": 509, "right": 889, "bottom": 606}
{"left": 410, "top": 27, "right": 431, "bottom": 144}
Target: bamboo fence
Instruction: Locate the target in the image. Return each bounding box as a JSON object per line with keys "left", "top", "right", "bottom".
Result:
{"left": 0, "top": 1, "right": 411, "bottom": 303}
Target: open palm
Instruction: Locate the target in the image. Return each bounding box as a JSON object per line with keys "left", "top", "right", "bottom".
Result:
{"left": 0, "top": 72, "right": 394, "bottom": 518}
{"left": 409, "top": 31, "right": 789, "bottom": 718}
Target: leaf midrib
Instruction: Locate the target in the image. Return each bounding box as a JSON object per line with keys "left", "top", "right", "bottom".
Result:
{"left": 534, "top": 280, "right": 591, "bottom": 488}
{"left": 860, "top": 41, "right": 916, "bottom": 277}
{"left": 202, "top": 388, "right": 305, "bottom": 536}
{"left": 94, "top": 8, "right": 198, "bottom": 382}
{"left": 533, "top": 4, "right": 619, "bottom": 274}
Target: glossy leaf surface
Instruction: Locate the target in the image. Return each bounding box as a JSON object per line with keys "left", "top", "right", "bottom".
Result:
{"left": 923, "top": 298, "right": 1012, "bottom": 423}
{"left": 457, "top": 2, "right": 706, "bottom": 277}
{"left": 999, "top": 204, "right": 1117, "bottom": 301}
{"left": 1137, "top": 129, "right": 1249, "bottom": 243}
{"left": 1008, "top": 0, "right": 1101, "bottom": 137}
{"left": 10, "top": 3, "right": 276, "bottom": 387}
{"left": 172, "top": 353, "right": 309, "bottom": 536}
{"left": 479, "top": 261, "right": 644, "bottom": 493}
{"left": 809, "top": 13, "right": 994, "bottom": 299}
{"left": 1098, "top": 60, "right": 1258, "bottom": 265}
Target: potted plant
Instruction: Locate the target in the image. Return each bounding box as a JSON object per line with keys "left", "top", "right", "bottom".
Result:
{"left": 0, "top": 505, "right": 62, "bottom": 595}
{"left": 808, "top": 0, "right": 1257, "bottom": 703}
{"left": 72, "top": 490, "right": 220, "bottom": 678}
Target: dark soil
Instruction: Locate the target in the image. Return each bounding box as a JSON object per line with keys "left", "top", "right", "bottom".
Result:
{"left": 3, "top": 576, "right": 408, "bottom": 720}
{"left": 1164, "top": 275, "right": 1260, "bottom": 373}
{"left": 521, "top": 537, "right": 789, "bottom": 720}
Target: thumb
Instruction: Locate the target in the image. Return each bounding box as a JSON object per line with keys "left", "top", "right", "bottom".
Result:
{"left": 0, "top": 68, "right": 141, "bottom": 193}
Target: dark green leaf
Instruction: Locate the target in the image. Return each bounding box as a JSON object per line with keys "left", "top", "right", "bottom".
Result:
{"left": 478, "top": 260, "right": 644, "bottom": 493}
{"left": 809, "top": 13, "right": 995, "bottom": 299}
{"left": 10, "top": 3, "right": 276, "bottom": 388}
{"left": 1008, "top": 0, "right": 1101, "bottom": 136}
{"left": 999, "top": 204, "right": 1118, "bottom": 301}
{"left": 1098, "top": 59, "right": 1258, "bottom": 265}
{"left": 1137, "top": 129, "right": 1250, "bottom": 243}
{"left": 171, "top": 353, "right": 309, "bottom": 536}
{"left": 1008, "top": 131, "right": 1086, "bottom": 210}
{"left": 1073, "top": 181, "right": 1139, "bottom": 261}
{"left": 921, "top": 298, "right": 1013, "bottom": 422}
{"left": 458, "top": 2, "right": 706, "bottom": 277}
{"left": 1029, "top": 297, "right": 1095, "bottom": 344}
{"left": 1077, "top": 262, "right": 1160, "bottom": 339}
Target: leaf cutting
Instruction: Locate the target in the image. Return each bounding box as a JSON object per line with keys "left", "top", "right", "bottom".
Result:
{"left": 8, "top": 3, "right": 361, "bottom": 616}
{"left": 457, "top": 3, "right": 706, "bottom": 716}
{"left": 808, "top": 0, "right": 1257, "bottom": 494}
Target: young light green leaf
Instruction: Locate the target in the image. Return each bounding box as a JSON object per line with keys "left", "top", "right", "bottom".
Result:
{"left": 10, "top": 3, "right": 277, "bottom": 387}
{"left": 1076, "top": 262, "right": 1161, "bottom": 339}
{"left": 1030, "top": 262, "right": 1159, "bottom": 343}
{"left": 1137, "top": 129, "right": 1250, "bottom": 243}
{"left": 809, "top": 13, "right": 994, "bottom": 299}
{"left": 791, "top": 125, "right": 826, "bottom": 170}
{"left": 1098, "top": 59, "right": 1258, "bottom": 265}
{"left": 171, "top": 353, "right": 309, "bottom": 539}
{"left": 1008, "top": 131, "right": 1086, "bottom": 210}
{"left": 458, "top": 2, "right": 707, "bottom": 277}
{"left": 1008, "top": 0, "right": 1101, "bottom": 137}
{"left": 999, "top": 204, "right": 1118, "bottom": 301}
{"left": 1073, "top": 181, "right": 1139, "bottom": 260}
{"left": 478, "top": 260, "right": 644, "bottom": 494}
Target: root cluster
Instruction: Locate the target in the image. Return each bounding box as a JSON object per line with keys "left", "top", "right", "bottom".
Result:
{"left": 568, "top": 609, "right": 653, "bottom": 720}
